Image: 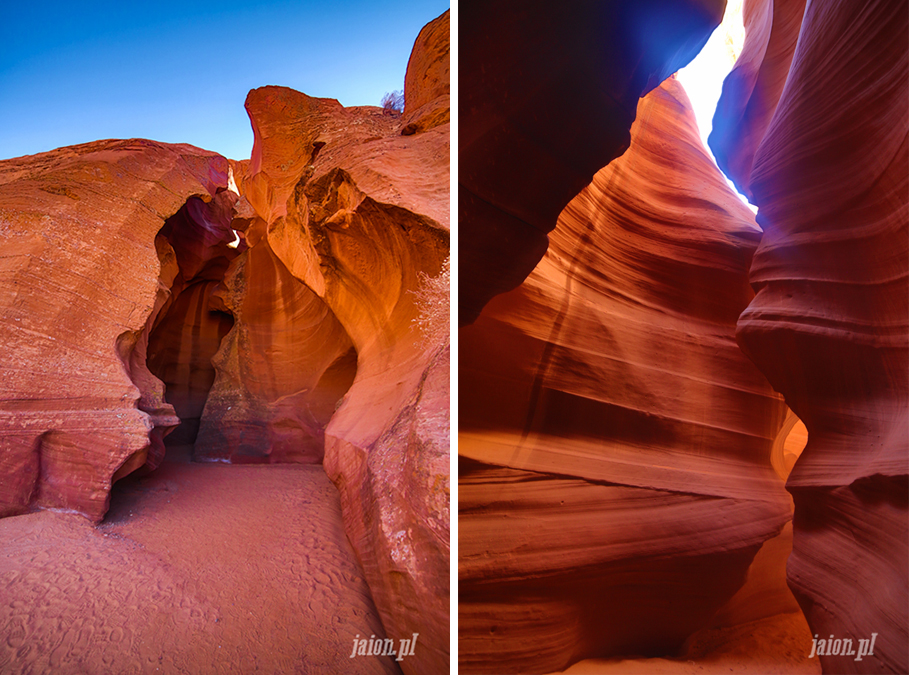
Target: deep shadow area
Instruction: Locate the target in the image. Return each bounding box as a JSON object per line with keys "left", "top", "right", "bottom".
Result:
{"left": 147, "top": 281, "right": 234, "bottom": 447}
{"left": 145, "top": 197, "right": 240, "bottom": 451}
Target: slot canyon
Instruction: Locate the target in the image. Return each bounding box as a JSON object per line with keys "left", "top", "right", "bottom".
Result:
{"left": 0, "top": 9, "right": 449, "bottom": 675}
{"left": 460, "top": 1, "right": 906, "bottom": 675}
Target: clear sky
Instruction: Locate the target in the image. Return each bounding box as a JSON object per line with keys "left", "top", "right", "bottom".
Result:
{"left": 0, "top": 1, "right": 450, "bottom": 161}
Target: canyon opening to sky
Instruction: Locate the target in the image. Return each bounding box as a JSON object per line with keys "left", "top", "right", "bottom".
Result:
{"left": 459, "top": 1, "right": 906, "bottom": 674}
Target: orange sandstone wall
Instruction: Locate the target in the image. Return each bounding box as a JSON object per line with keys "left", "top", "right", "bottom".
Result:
{"left": 459, "top": 78, "right": 791, "bottom": 674}
{"left": 228, "top": 11, "right": 451, "bottom": 673}
{"left": 727, "top": 0, "right": 909, "bottom": 671}
{"left": 0, "top": 140, "right": 232, "bottom": 521}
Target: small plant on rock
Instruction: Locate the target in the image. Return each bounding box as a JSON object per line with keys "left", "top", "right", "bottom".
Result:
{"left": 381, "top": 90, "right": 405, "bottom": 115}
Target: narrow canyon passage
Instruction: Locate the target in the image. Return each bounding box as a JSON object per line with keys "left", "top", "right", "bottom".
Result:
{"left": 3, "top": 189, "right": 397, "bottom": 673}
{"left": 0, "top": 453, "right": 402, "bottom": 675}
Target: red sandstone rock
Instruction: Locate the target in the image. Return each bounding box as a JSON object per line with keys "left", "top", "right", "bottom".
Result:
{"left": 459, "top": 0, "right": 727, "bottom": 324}
{"left": 192, "top": 217, "right": 356, "bottom": 463}
{"left": 224, "top": 13, "right": 450, "bottom": 670}
{"left": 459, "top": 78, "right": 791, "bottom": 673}
{"left": 0, "top": 16, "right": 449, "bottom": 673}
{"left": 400, "top": 10, "right": 450, "bottom": 136}
{"left": 0, "top": 139, "right": 232, "bottom": 521}
{"left": 709, "top": 0, "right": 806, "bottom": 200}
{"left": 731, "top": 0, "right": 909, "bottom": 671}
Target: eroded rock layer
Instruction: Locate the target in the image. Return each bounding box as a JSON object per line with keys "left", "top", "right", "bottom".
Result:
{"left": 0, "top": 140, "right": 232, "bottom": 521}
{"left": 224, "top": 11, "right": 451, "bottom": 672}
{"left": 401, "top": 8, "right": 450, "bottom": 136}
{"left": 459, "top": 78, "right": 791, "bottom": 674}
{"left": 459, "top": 0, "right": 727, "bottom": 324}
{"left": 194, "top": 222, "right": 356, "bottom": 464}
{"left": 732, "top": 0, "right": 909, "bottom": 671}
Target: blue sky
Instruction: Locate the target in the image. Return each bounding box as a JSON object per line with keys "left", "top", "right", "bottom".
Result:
{"left": 0, "top": 1, "right": 449, "bottom": 160}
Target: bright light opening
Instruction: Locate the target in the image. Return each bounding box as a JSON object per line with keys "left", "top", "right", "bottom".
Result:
{"left": 676, "top": 1, "right": 757, "bottom": 213}
{"left": 228, "top": 230, "right": 241, "bottom": 249}
{"left": 227, "top": 166, "right": 240, "bottom": 196}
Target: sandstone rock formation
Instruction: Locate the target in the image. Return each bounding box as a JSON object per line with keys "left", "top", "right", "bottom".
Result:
{"left": 459, "top": 78, "right": 791, "bottom": 674}
{"left": 721, "top": 0, "right": 908, "bottom": 671}
{"left": 0, "top": 11, "right": 450, "bottom": 674}
{"left": 459, "top": 0, "right": 728, "bottom": 325}
{"left": 191, "top": 216, "right": 357, "bottom": 464}
{"left": 229, "top": 84, "right": 449, "bottom": 675}
{"left": 401, "top": 8, "right": 450, "bottom": 136}
{"left": 219, "top": 11, "right": 450, "bottom": 673}
{"left": 709, "top": 0, "right": 806, "bottom": 200}
{"left": 145, "top": 193, "right": 240, "bottom": 453}
{"left": 0, "top": 140, "right": 234, "bottom": 521}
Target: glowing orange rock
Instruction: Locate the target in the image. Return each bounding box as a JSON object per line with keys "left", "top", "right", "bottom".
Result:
{"left": 224, "top": 11, "right": 451, "bottom": 672}
{"left": 459, "top": 79, "right": 791, "bottom": 673}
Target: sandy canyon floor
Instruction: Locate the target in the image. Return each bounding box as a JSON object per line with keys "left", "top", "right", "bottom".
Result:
{"left": 0, "top": 449, "right": 402, "bottom": 675}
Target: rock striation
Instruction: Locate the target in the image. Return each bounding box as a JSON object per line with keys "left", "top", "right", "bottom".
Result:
{"left": 0, "top": 140, "right": 234, "bottom": 521}
{"left": 459, "top": 78, "right": 791, "bottom": 674}
{"left": 459, "top": 0, "right": 728, "bottom": 325}
{"left": 722, "top": 0, "right": 909, "bottom": 672}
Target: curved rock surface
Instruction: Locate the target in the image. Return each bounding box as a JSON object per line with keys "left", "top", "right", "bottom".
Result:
{"left": 191, "top": 214, "right": 356, "bottom": 464}
{"left": 144, "top": 192, "right": 240, "bottom": 454}
{"left": 228, "top": 14, "right": 450, "bottom": 670}
{"left": 459, "top": 0, "right": 727, "bottom": 325}
{"left": 0, "top": 139, "right": 232, "bottom": 521}
{"left": 709, "top": 0, "right": 806, "bottom": 200}
{"left": 459, "top": 78, "right": 791, "bottom": 674}
{"left": 401, "top": 10, "right": 450, "bottom": 136}
{"left": 731, "top": 0, "right": 908, "bottom": 672}
{"left": 0, "top": 12, "right": 449, "bottom": 675}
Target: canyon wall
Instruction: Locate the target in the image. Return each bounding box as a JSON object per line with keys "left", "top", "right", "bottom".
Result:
{"left": 459, "top": 78, "right": 791, "bottom": 674}
{"left": 226, "top": 11, "right": 451, "bottom": 674}
{"left": 715, "top": 0, "right": 908, "bottom": 672}
{"left": 0, "top": 12, "right": 450, "bottom": 674}
{"left": 459, "top": 0, "right": 728, "bottom": 324}
{"left": 0, "top": 140, "right": 234, "bottom": 521}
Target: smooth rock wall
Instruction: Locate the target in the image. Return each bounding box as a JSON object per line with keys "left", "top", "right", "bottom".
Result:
{"left": 731, "top": 0, "right": 908, "bottom": 671}
{"left": 459, "top": 78, "right": 791, "bottom": 674}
